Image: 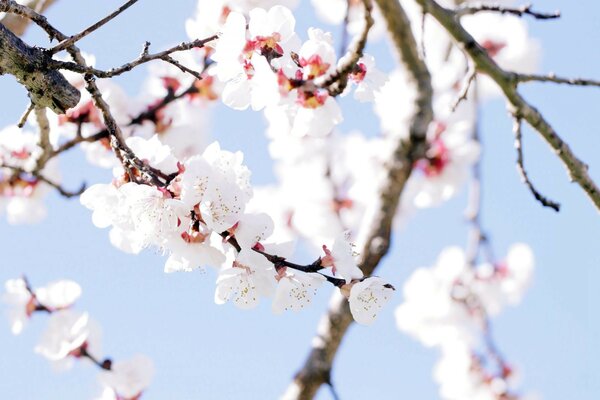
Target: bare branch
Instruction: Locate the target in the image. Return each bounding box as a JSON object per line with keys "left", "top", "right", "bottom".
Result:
{"left": 2, "top": 165, "right": 85, "bottom": 198}
{"left": 516, "top": 73, "right": 600, "bottom": 87}
{"left": 49, "top": 0, "right": 139, "bottom": 54}
{"left": 0, "top": 0, "right": 56, "bottom": 36}
{"left": 283, "top": 0, "right": 433, "bottom": 397}
{"left": 512, "top": 116, "right": 560, "bottom": 211}
{"left": 451, "top": 65, "right": 477, "bottom": 112}
{"left": 416, "top": 0, "right": 600, "bottom": 211}
{"left": 50, "top": 35, "right": 218, "bottom": 79}
{"left": 456, "top": 2, "right": 560, "bottom": 20}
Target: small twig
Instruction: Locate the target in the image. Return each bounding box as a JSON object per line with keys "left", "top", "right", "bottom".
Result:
{"left": 51, "top": 35, "right": 219, "bottom": 79}
{"left": 17, "top": 102, "right": 35, "bottom": 128}
{"left": 456, "top": 2, "right": 560, "bottom": 20}
{"left": 451, "top": 66, "right": 477, "bottom": 112}
{"left": 512, "top": 117, "right": 560, "bottom": 212}
{"left": 49, "top": 0, "right": 139, "bottom": 53}
{"left": 3, "top": 165, "right": 86, "bottom": 198}
{"left": 516, "top": 72, "right": 600, "bottom": 87}
{"left": 162, "top": 55, "right": 203, "bottom": 81}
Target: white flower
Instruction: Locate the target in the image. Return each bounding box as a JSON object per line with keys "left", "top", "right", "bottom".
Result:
{"left": 180, "top": 142, "right": 252, "bottom": 232}
{"left": 3, "top": 278, "right": 33, "bottom": 335}
{"left": 321, "top": 232, "right": 364, "bottom": 283}
{"left": 98, "top": 354, "right": 154, "bottom": 400}
{"left": 272, "top": 271, "right": 325, "bottom": 314}
{"left": 232, "top": 212, "right": 274, "bottom": 249}
{"left": 347, "top": 277, "right": 395, "bottom": 325}
{"left": 395, "top": 247, "right": 479, "bottom": 347}
{"left": 3, "top": 278, "right": 81, "bottom": 335}
{"left": 0, "top": 126, "right": 59, "bottom": 224}
{"left": 35, "top": 310, "right": 101, "bottom": 368}
{"left": 214, "top": 249, "right": 275, "bottom": 309}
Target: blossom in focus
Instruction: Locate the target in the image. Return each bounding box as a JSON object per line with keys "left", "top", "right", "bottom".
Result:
{"left": 347, "top": 277, "right": 395, "bottom": 326}
{"left": 272, "top": 271, "right": 325, "bottom": 314}
{"left": 320, "top": 232, "right": 364, "bottom": 283}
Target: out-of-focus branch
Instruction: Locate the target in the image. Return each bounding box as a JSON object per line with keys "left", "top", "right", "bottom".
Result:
{"left": 516, "top": 73, "right": 600, "bottom": 87}
{"left": 282, "top": 0, "right": 433, "bottom": 398}
{"left": 0, "top": 0, "right": 55, "bottom": 36}
{"left": 416, "top": 0, "right": 600, "bottom": 211}
{"left": 512, "top": 116, "right": 560, "bottom": 211}
{"left": 455, "top": 2, "right": 560, "bottom": 20}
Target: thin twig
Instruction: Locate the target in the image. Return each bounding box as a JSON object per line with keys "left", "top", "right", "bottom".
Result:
{"left": 17, "top": 102, "right": 35, "bottom": 128}
{"left": 2, "top": 165, "right": 86, "bottom": 198}
{"left": 451, "top": 65, "right": 477, "bottom": 112}
{"left": 416, "top": 0, "right": 600, "bottom": 210}
{"left": 456, "top": 2, "right": 560, "bottom": 20}
{"left": 516, "top": 73, "right": 600, "bottom": 87}
{"left": 50, "top": 0, "right": 139, "bottom": 53}
{"left": 512, "top": 117, "right": 560, "bottom": 211}
{"left": 50, "top": 35, "right": 219, "bottom": 79}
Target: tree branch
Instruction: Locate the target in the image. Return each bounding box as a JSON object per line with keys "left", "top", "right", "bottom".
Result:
{"left": 49, "top": 0, "right": 139, "bottom": 54}
{"left": 0, "top": 22, "right": 80, "bottom": 113}
{"left": 455, "top": 2, "right": 560, "bottom": 20}
{"left": 282, "top": 0, "right": 433, "bottom": 397}
{"left": 0, "top": 0, "right": 56, "bottom": 36}
{"left": 416, "top": 0, "right": 600, "bottom": 211}
{"left": 512, "top": 116, "right": 560, "bottom": 211}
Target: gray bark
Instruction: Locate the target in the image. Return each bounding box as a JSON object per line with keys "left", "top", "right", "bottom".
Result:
{"left": 0, "top": 22, "right": 79, "bottom": 113}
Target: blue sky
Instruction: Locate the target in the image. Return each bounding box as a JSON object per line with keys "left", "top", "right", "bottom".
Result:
{"left": 0, "top": 0, "right": 599, "bottom": 399}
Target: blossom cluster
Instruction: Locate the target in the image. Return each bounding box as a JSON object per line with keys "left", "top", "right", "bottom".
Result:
{"left": 3, "top": 278, "right": 154, "bottom": 399}
{"left": 395, "top": 244, "right": 535, "bottom": 399}
{"left": 80, "top": 134, "right": 394, "bottom": 325}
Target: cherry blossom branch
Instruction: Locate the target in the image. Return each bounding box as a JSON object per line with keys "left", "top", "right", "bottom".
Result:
{"left": 455, "top": 2, "right": 560, "bottom": 20}
{"left": 283, "top": 0, "right": 433, "bottom": 397}
{"left": 415, "top": 0, "right": 600, "bottom": 211}
{"left": 317, "top": 0, "right": 374, "bottom": 96}
{"left": 49, "top": 0, "right": 139, "bottom": 54}
{"left": 512, "top": 116, "right": 560, "bottom": 212}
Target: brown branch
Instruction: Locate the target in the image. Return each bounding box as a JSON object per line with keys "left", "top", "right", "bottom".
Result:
{"left": 317, "top": 0, "right": 374, "bottom": 96}
{"left": 0, "top": 22, "right": 80, "bottom": 113}
{"left": 451, "top": 65, "right": 476, "bottom": 112}
{"left": 0, "top": 0, "right": 56, "bottom": 36}
{"left": 416, "top": 0, "right": 600, "bottom": 211}
{"left": 49, "top": 0, "right": 139, "bottom": 54}
{"left": 2, "top": 165, "right": 85, "bottom": 198}
{"left": 50, "top": 35, "right": 219, "bottom": 79}
{"left": 512, "top": 116, "right": 560, "bottom": 211}
{"left": 455, "top": 2, "right": 560, "bottom": 20}
{"left": 282, "top": 0, "right": 433, "bottom": 398}
{"left": 516, "top": 73, "right": 600, "bottom": 87}
{"left": 16, "top": 102, "right": 35, "bottom": 128}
